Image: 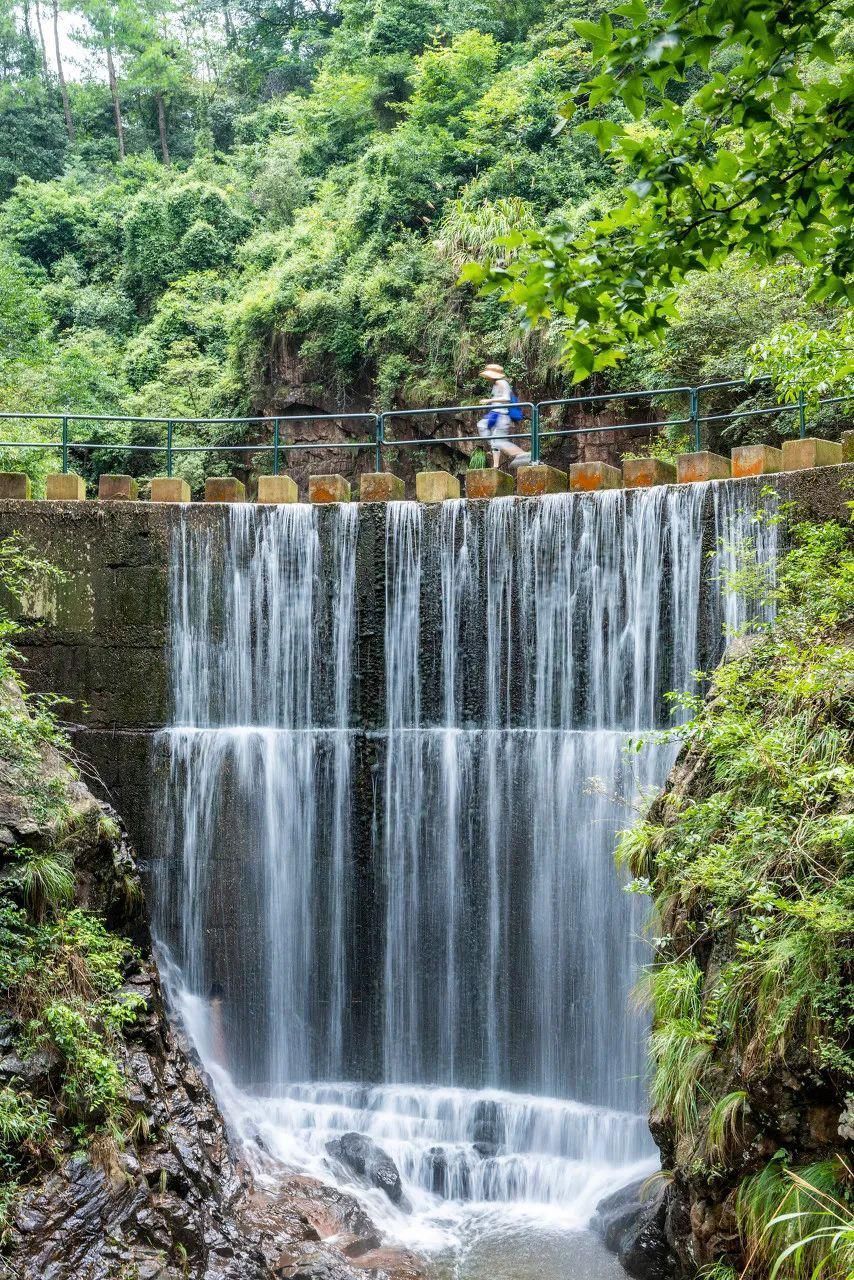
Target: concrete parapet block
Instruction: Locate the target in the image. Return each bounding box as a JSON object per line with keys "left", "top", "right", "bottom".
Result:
{"left": 0, "top": 473, "right": 32, "bottom": 500}
{"left": 842, "top": 431, "right": 854, "bottom": 463}
{"left": 257, "top": 474, "right": 298, "bottom": 504}
{"left": 731, "top": 445, "right": 783, "bottom": 478}
{"left": 569, "top": 462, "right": 622, "bottom": 492}
{"left": 99, "top": 474, "right": 138, "bottom": 501}
{"left": 150, "top": 477, "right": 191, "bottom": 503}
{"left": 46, "top": 473, "right": 86, "bottom": 501}
{"left": 677, "top": 452, "right": 731, "bottom": 484}
{"left": 465, "top": 469, "right": 514, "bottom": 500}
{"left": 415, "top": 471, "right": 460, "bottom": 503}
{"left": 205, "top": 477, "right": 246, "bottom": 503}
{"left": 516, "top": 464, "right": 567, "bottom": 496}
{"left": 622, "top": 458, "right": 676, "bottom": 488}
{"left": 309, "top": 474, "right": 350, "bottom": 503}
{"left": 782, "top": 437, "right": 843, "bottom": 471}
{"left": 360, "top": 471, "right": 405, "bottom": 503}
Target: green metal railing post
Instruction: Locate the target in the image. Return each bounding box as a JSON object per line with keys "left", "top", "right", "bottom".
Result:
{"left": 798, "top": 390, "right": 807, "bottom": 439}
{"left": 166, "top": 420, "right": 174, "bottom": 477}
{"left": 272, "top": 418, "right": 281, "bottom": 476}
{"left": 690, "top": 387, "right": 701, "bottom": 452}
{"left": 61, "top": 416, "right": 69, "bottom": 473}
{"left": 375, "top": 415, "right": 383, "bottom": 473}
{"left": 531, "top": 403, "right": 540, "bottom": 464}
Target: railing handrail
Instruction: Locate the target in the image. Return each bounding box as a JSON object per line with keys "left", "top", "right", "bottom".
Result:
{"left": 0, "top": 378, "right": 849, "bottom": 474}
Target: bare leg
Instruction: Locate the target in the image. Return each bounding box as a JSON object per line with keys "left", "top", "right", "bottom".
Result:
{"left": 491, "top": 449, "right": 501, "bottom": 468}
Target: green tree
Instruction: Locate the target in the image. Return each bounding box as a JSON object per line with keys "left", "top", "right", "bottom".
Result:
{"left": 75, "top": 0, "right": 142, "bottom": 159}
{"left": 467, "top": 0, "right": 854, "bottom": 379}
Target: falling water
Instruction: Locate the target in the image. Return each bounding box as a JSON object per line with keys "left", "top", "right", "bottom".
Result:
{"left": 153, "top": 481, "right": 777, "bottom": 1270}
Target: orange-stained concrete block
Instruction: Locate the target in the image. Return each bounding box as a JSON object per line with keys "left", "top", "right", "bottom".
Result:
{"left": 205, "top": 477, "right": 246, "bottom": 503}
{"left": 415, "top": 471, "right": 460, "bottom": 502}
{"left": 465, "top": 469, "right": 514, "bottom": 499}
{"left": 360, "top": 472, "right": 405, "bottom": 502}
{"left": 622, "top": 458, "right": 676, "bottom": 488}
{"left": 516, "top": 464, "right": 567, "bottom": 496}
{"left": 99, "top": 474, "right": 138, "bottom": 501}
{"left": 0, "top": 473, "right": 32, "bottom": 499}
{"left": 309, "top": 474, "right": 350, "bottom": 503}
{"left": 731, "top": 445, "right": 783, "bottom": 478}
{"left": 842, "top": 431, "right": 854, "bottom": 463}
{"left": 257, "top": 474, "right": 298, "bottom": 503}
{"left": 676, "top": 452, "right": 730, "bottom": 484}
{"left": 782, "top": 437, "right": 843, "bottom": 471}
{"left": 150, "top": 477, "right": 191, "bottom": 503}
{"left": 46, "top": 473, "right": 85, "bottom": 501}
{"left": 569, "top": 462, "right": 622, "bottom": 492}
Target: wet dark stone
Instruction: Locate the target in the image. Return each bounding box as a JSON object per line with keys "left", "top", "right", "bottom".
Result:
{"left": 325, "top": 1132, "right": 404, "bottom": 1205}
{"left": 470, "top": 1099, "right": 505, "bottom": 1147}
{"left": 593, "top": 1178, "right": 676, "bottom": 1280}
{"left": 426, "top": 1146, "right": 448, "bottom": 1196}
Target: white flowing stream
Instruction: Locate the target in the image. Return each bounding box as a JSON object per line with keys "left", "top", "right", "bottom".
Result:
{"left": 153, "top": 483, "right": 777, "bottom": 1277}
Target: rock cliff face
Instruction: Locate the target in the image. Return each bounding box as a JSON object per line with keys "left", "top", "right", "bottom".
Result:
{"left": 0, "top": 678, "right": 423, "bottom": 1280}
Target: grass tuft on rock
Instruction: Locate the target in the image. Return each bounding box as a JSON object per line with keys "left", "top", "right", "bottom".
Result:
{"left": 618, "top": 516, "right": 854, "bottom": 1277}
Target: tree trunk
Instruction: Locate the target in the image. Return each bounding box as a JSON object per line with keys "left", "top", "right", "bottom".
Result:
{"left": 33, "top": 1, "right": 50, "bottom": 76}
{"left": 106, "top": 44, "right": 125, "bottom": 160}
{"left": 51, "top": 0, "right": 74, "bottom": 142}
{"left": 156, "top": 91, "right": 170, "bottom": 166}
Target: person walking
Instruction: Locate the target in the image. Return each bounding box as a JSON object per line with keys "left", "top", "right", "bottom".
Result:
{"left": 476, "top": 364, "right": 531, "bottom": 469}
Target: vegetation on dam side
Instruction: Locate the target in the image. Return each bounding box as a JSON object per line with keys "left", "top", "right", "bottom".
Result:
{"left": 0, "top": 0, "right": 852, "bottom": 496}
{"left": 618, "top": 514, "right": 854, "bottom": 1279}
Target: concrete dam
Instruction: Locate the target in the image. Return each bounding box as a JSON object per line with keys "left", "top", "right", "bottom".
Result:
{"left": 2, "top": 466, "right": 850, "bottom": 1273}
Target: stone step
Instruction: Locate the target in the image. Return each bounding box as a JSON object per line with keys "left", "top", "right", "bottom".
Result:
{"left": 415, "top": 471, "right": 460, "bottom": 502}
{"left": 569, "top": 462, "right": 621, "bottom": 492}
{"left": 622, "top": 459, "right": 676, "bottom": 488}
{"left": 464, "top": 469, "right": 514, "bottom": 499}
{"left": 46, "top": 473, "right": 86, "bottom": 501}
{"left": 99, "top": 474, "right": 138, "bottom": 501}
{"left": 360, "top": 472, "right": 405, "bottom": 502}
{"left": 151, "top": 477, "right": 191, "bottom": 503}
{"left": 309, "top": 474, "right": 351, "bottom": 503}
{"left": 205, "top": 477, "right": 245, "bottom": 503}
{"left": 257, "top": 474, "right": 298, "bottom": 503}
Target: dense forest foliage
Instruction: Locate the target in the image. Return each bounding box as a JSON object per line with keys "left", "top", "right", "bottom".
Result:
{"left": 0, "top": 0, "right": 852, "bottom": 489}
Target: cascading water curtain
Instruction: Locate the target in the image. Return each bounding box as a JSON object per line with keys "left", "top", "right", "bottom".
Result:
{"left": 153, "top": 479, "right": 778, "bottom": 1231}
{"left": 155, "top": 503, "right": 358, "bottom": 1086}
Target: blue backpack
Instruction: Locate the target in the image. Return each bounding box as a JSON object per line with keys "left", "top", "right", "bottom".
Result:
{"left": 508, "top": 393, "right": 524, "bottom": 422}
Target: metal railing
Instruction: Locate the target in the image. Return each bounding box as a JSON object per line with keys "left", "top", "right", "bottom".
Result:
{"left": 0, "top": 379, "right": 850, "bottom": 477}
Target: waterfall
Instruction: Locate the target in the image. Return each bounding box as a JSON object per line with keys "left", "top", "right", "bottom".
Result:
{"left": 153, "top": 482, "right": 777, "bottom": 1265}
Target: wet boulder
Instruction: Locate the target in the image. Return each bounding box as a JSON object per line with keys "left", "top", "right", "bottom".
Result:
{"left": 470, "top": 1099, "right": 505, "bottom": 1147}
{"left": 325, "top": 1132, "right": 404, "bottom": 1205}
{"left": 592, "top": 1178, "right": 675, "bottom": 1280}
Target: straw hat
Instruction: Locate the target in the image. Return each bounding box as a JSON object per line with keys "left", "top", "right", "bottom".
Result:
{"left": 479, "top": 363, "right": 506, "bottom": 380}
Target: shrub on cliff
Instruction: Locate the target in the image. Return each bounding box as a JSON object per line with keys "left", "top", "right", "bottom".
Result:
{"left": 0, "top": 538, "right": 147, "bottom": 1243}
{"left": 619, "top": 516, "right": 854, "bottom": 1277}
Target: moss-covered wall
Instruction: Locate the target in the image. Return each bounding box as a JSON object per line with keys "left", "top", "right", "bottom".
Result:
{"left": 0, "top": 464, "right": 851, "bottom": 865}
